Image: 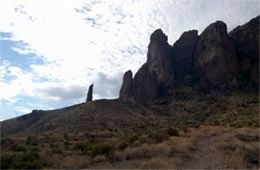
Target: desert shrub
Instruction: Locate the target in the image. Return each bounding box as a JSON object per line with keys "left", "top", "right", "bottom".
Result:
{"left": 52, "top": 148, "right": 64, "bottom": 155}
{"left": 10, "top": 145, "right": 27, "bottom": 152}
{"left": 118, "top": 141, "right": 128, "bottom": 150}
{"left": 148, "top": 131, "right": 168, "bottom": 143}
{"left": 115, "top": 142, "right": 172, "bottom": 161}
{"left": 12, "top": 160, "right": 42, "bottom": 169}
{"left": 243, "top": 148, "right": 259, "bottom": 166}
{"left": 73, "top": 141, "right": 91, "bottom": 151}
{"left": 213, "top": 120, "right": 220, "bottom": 126}
{"left": 63, "top": 133, "right": 69, "bottom": 140}
{"left": 22, "top": 151, "right": 39, "bottom": 162}
{"left": 73, "top": 140, "right": 113, "bottom": 157}
{"left": 127, "top": 135, "right": 139, "bottom": 144}
{"left": 26, "top": 136, "right": 38, "bottom": 145}
{"left": 90, "top": 143, "right": 112, "bottom": 157}
{"left": 1, "top": 155, "right": 13, "bottom": 169}
{"left": 167, "top": 127, "right": 179, "bottom": 136}
{"left": 11, "top": 151, "right": 41, "bottom": 169}
{"left": 236, "top": 134, "right": 259, "bottom": 142}
{"left": 31, "top": 147, "right": 40, "bottom": 152}
{"left": 120, "top": 134, "right": 139, "bottom": 146}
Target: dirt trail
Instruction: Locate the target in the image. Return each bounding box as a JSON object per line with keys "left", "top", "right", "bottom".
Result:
{"left": 178, "top": 132, "right": 228, "bottom": 169}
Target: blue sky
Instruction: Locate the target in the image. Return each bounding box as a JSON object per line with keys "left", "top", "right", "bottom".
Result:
{"left": 0, "top": 0, "right": 259, "bottom": 120}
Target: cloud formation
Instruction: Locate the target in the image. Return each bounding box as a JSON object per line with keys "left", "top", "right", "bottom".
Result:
{"left": 0, "top": 0, "right": 259, "bottom": 120}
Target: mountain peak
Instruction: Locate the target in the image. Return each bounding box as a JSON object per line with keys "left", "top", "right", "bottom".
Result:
{"left": 150, "top": 28, "right": 168, "bottom": 43}
{"left": 120, "top": 16, "right": 259, "bottom": 103}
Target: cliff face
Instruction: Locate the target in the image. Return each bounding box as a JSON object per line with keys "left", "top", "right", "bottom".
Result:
{"left": 194, "top": 21, "right": 239, "bottom": 84}
{"left": 119, "top": 29, "right": 174, "bottom": 102}
{"left": 120, "top": 16, "right": 259, "bottom": 103}
{"left": 172, "top": 30, "right": 198, "bottom": 79}
{"left": 229, "top": 16, "right": 259, "bottom": 84}
{"left": 147, "top": 29, "right": 174, "bottom": 85}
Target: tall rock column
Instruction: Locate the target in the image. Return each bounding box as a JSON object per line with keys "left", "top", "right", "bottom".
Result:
{"left": 119, "top": 29, "right": 173, "bottom": 103}
{"left": 172, "top": 30, "right": 198, "bottom": 78}
{"left": 119, "top": 70, "right": 133, "bottom": 100}
{"left": 194, "top": 21, "right": 239, "bottom": 84}
{"left": 86, "top": 84, "right": 94, "bottom": 102}
{"left": 147, "top": 29, "right": 174, "bottom": 86}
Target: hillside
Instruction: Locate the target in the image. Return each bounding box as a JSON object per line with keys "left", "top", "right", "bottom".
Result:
{"left": 0, "top": 16, "right": 259, "bottom": 169}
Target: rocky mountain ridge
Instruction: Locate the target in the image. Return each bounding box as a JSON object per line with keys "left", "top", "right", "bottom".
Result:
{"left": 120, "top": 16, "right": 259, "bottom": 103}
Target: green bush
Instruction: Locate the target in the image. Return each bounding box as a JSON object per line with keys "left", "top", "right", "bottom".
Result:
{"left": 73, "top": 141, "right": 91, "bottom": 151}
{"left": 1, "top": 155, "right": 13, "bottom": 169}
{"left": 167, "top": 127, "right": 180, "bottom": 136}
{"left": 74, "top": 140, "right": 113, "bottom": 157}
{"left": 52, "top": 148, "right": 64, "bottom": 155}
{"left": 90, "top": 143, "right": 112, "bottom": 157}
{"left": 12, "top": 160, "right": 41, "bottom": 169}
{"left": 11, "top": 145, "right": 27, "bottom": 152}
{"left": 6, "top": 151, "right": 42, "bottom": 169}
{"left": 148, "top": 131, "right": 168, "bottom": 143}
{"left": 118, "top": 141, "right": 128, "bottom": 150}
{"left": 21, "top": 151, "right": 39, "bottom": 162}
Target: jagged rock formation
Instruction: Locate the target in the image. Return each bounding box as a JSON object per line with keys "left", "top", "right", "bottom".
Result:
{"left": 194, "top": 21, "right": 239, "bottom": 84}
{"left": 119, "top": 70, "right": 133, "bottom": 100}
{"left": 86, "top": 84, "right": 94, "bottom": 102}
{"left": 120, "top": 29, "right": 173, "bottom": 103}
{"left": 120, "top": 16, "right": 259, "bottom": 103}
{"left": 147, "top": 29, "right": 174, "bottom": 85}
{"left": 132, "top": 64, "right": 159, "bottom": 102}
{"left": 229, "top": 16, "right": 259, "bottom": 84}
{"left": 172, "top": 30, "right": 198, "bottom": 79}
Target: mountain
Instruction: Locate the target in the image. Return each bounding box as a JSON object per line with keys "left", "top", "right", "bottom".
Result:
{"left": 1, "top": 16, "right": 259, "bottom": 169}
{"left": 120, "top": 15, "right": 259, "bottom": 103}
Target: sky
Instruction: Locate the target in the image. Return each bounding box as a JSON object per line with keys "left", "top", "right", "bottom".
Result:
{"left": 0, "top": 0, "right": 259, "bottom": 120}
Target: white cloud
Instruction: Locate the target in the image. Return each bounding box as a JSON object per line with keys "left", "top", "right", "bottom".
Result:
{"left": 0, "top": 0, "right": 259, "bottom": 118}
{"left": 15, "top": 106, "right": 31, "bottom": 114}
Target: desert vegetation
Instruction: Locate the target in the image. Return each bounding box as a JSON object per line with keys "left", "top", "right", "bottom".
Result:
{"left": 1, "top": 124, "right": 259, "bottom": 169}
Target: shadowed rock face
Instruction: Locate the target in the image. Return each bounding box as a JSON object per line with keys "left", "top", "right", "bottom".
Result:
{"left": 194, "top": 21, "right": 239, "bottom": 84}
{"left": 119, "top": 29, "right": 173, "bottom": 103}
{"left": 147, "top": 29, "right": 174, "bottom": 85}
{"left": 132, "top": 64, "right": 159, "bottom": 103}
{"left": 172, "top": 30, "right": 198, "bottom": 78}
{"left": 119, "top": 70, "right": 133, "bottom": 100}
{"left": 86, "top": 84, "right": 94, "bottom": 102}
{"left": 229, "top": 15, "right": 260, "bottom": 84}
{"left": 120, "top": 16, "right": 259, "bottom": 103}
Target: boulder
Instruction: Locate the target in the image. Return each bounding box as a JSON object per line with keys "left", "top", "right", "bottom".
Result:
{"left": 194, "top": 21, "right": 239, "bottom": 84}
